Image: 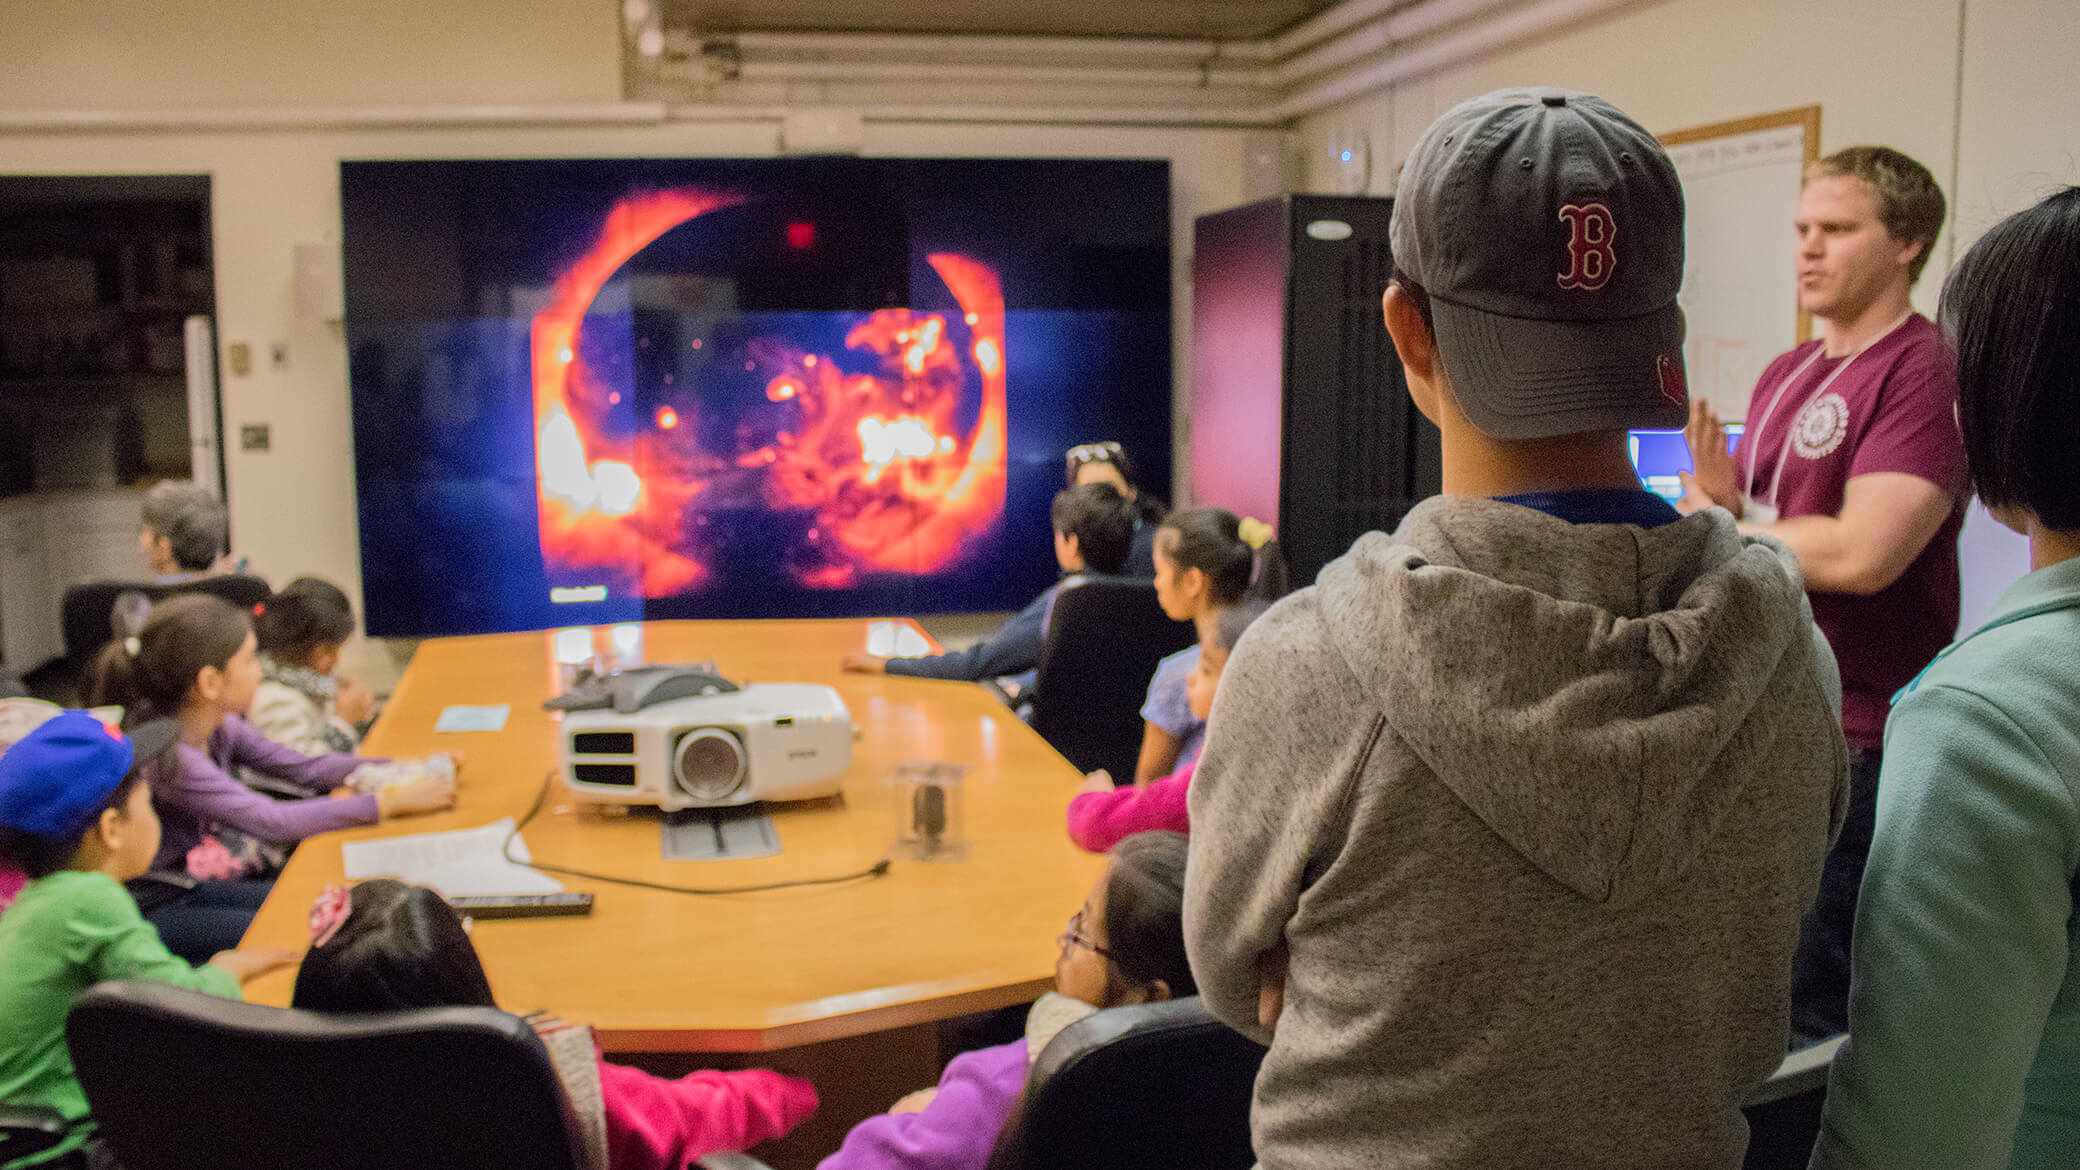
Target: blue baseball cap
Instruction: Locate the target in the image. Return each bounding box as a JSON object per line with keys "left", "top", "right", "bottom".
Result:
{"left": 0, "top": 713, "right": 180, "bottom": 837}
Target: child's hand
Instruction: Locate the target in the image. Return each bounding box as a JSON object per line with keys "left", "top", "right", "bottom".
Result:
{"left": 208, "top": 946, "right": 300, "bottom": 983}
{"left": 1074, "top": 771, "right": 1116, "bottom": 797}
{"left": 1257, "top": 942, "right": 1290, "bottom": 1034}
{"left": 336, "top": 676, "right": 377, "bottom": 726}
{"left": 376, "top": 773, "right": 458, "bottom": 819}
{"left": 841, "top": 653, "right": 890, "bottom": 675}
{"left": 888, "top": 1088, "right": 938, "bottom": 1115}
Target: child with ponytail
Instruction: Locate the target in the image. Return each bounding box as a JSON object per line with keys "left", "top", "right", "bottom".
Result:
{"left": 87, "top": 595, "right": 455, "bottom": 961}
{"left": 1130, "top": 508, "right": 1286, "bottom": 784}
{"left": 250, "top": 577, "right": 376, "bottom": 756}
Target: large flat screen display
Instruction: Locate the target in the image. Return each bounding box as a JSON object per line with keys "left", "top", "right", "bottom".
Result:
{"left": 342, "top": 158, "right": 1171, "bottom": 636}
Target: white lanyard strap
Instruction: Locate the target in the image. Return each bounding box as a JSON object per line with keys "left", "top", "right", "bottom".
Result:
{"left": 1743, "top": 311, "right": 1914, "bottom": 507}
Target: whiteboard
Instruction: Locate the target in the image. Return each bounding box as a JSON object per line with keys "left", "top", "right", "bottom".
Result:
{"left": 1662, "top": 108, "right": 1819, "bottom": 421}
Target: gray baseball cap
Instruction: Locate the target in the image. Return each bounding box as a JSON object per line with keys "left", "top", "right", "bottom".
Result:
{"left": 1389, "top": 87, "right": 1689, "bottom": 439}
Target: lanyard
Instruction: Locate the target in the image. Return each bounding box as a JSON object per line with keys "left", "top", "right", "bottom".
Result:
{"left": 1742, "top": 311, "right": 1915, "bottom": 507}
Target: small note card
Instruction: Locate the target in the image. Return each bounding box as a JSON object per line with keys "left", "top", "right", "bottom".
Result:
{"left": 435, "top": 704, "right": 510, "bottom": 733}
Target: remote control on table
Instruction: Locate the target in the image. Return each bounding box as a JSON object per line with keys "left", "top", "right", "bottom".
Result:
{"left": 446, "top": 893, "right": 595, "bottom": 919}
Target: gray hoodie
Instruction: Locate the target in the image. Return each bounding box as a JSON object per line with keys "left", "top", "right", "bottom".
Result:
{"left": 1185, "top": 495, "right": 1849, "bottom": 1169}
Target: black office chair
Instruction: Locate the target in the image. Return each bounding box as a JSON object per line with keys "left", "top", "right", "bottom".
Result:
{"left": 55, "top": 574, "right": 270, "bottom": 696}
{"left": 0, "top": 1104, "right": 71, "bottom": 1167}
{"left": 986, "top": 996, "right": 1264, "bottom": 1170}
{"left": 66, "top": 981, "right": 587, "bottom": 1170}
{"left": 1741, "top": 1033, "right": 1843, "bottom": 1170}
{"left": 1027, "top": 576, "right": 1195, "bottom": 781}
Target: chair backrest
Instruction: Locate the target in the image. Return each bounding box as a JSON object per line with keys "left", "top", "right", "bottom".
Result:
{"left": 1741, "top": 1033, "right": 1843, "bottom": 1170}
{"left": 60, "top": 574, "right": 271, "bottom": 671}
{"left": 985, "top": 996, "right": 1264, "bottom": 1170}
{"left": 67, "top": 981, "right": 585, "bottom": 1170}
{"left": 1028, "top": 577, "right": 1196, "bottom": 780}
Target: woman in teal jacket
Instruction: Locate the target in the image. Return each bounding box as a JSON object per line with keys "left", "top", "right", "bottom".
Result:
{"left": 1813, "top": 186, "right": 2080, "bottom": 1168}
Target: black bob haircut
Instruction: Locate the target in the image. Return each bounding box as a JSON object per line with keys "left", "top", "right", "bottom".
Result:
{"left": 1942, "top": 186, "right": 2080, "bottom": 531}
{"left": 292, "top": 879, "right": 498, "bottom": 1012}
{"left": 1050, "top": 482, "right": 1137, "bottom": 576}
{"left": 256, "top": 577, "right": 358, "bottom": 665}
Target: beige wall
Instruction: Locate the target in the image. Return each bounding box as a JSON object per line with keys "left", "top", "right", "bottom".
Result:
{"left": 0, "top": 0, "right": 620, "bottom": 109}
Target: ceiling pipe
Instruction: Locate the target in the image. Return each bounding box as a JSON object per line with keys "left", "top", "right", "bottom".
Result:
{"left": 1270, "top": 0, "right": 1639, "bottom": 120}
{"left": 725, "top": 31, "right": 1221, "bottom": 65}
{"left": 1214, "top": 0, "right": 1408, "bottom": 60}
{"left": 735, "top": 61, "right": 1246, "bottom": 88}
{"left": 849, "top": 104, "right": 1283, "bottom": 128}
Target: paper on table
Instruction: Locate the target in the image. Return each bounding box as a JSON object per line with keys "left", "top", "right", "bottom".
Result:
{"left": 435, "top": 704, "right": 510, "bottom": 733}
{"left": 340, "top": 818, "right": 563, "bottom": 898}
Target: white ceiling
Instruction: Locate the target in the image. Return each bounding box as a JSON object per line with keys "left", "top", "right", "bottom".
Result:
{"left": 659, "top": 0, "right": 1343, "bottom": 41}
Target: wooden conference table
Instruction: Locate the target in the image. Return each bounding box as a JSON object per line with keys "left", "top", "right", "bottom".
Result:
{"left": 242, "top": 618, "right": 1102, "bottom": 1139}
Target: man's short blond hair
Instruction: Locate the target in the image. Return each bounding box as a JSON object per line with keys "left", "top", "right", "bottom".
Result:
{"left": 1805, "top": 146, "right": 1947, "bottom": 283}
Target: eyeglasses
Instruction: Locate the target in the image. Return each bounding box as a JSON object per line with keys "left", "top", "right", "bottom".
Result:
{"left": 1057, "top": 907, "right": 1117, "bottom": 963}
{"left": 1065, "top": 441, "right": 1124, "bottom": 470}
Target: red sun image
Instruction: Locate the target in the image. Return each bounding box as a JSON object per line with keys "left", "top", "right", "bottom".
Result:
{"left": 529, "top": 190, "right": 1009, "bottom": 599}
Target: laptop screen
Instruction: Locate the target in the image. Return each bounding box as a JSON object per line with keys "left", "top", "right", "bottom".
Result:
{"left": 1629, "top": 425, "right": 1743, "bottom": 502}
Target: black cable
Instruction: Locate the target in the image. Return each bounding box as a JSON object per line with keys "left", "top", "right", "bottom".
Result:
{"left": 500, "top": 771, "right": 892, "bottom": 896}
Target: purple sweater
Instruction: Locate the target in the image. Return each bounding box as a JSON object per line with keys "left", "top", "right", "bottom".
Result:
{"left": 817, "top": 1038, "right": 1027, "bottom": 1170}
{"left": 148, "top": 714, "right": 380, "bottom": 873}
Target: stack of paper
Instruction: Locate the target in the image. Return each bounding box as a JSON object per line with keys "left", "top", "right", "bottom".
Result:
{"left": 341, "top": 818, "right": 563, "bottom": 897}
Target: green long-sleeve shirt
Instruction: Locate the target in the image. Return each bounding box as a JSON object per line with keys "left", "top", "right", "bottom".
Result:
{"left": 0, "top": 869, "right": 239, "bottom": 1167}
{"left": 1813, "top": 555, "right": 2080, "bottom": 1169}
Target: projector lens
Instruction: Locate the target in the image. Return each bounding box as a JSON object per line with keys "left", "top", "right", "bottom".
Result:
{"left": 673, "top": 729, "right": 746, "bottom": 801}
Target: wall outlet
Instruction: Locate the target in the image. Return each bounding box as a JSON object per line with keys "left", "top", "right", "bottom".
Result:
{"left": 226, "top": 342, "right": 251, "bottom": 377}
{"left": 240, "top": 424, "right": 271, "bottom": 453}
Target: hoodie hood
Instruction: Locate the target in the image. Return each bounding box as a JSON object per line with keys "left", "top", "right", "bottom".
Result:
{"left": 1311, "top": 494, "right": 1823, "bottom": 905}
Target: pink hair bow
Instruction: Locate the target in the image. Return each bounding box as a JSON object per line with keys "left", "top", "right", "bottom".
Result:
{"left": 309, "top": 884, "right": 353, "bottom": 948}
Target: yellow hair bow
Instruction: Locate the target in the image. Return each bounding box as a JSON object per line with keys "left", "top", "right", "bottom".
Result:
{"left": 1237, "top": 517, "right": 1274, "bottom": 550}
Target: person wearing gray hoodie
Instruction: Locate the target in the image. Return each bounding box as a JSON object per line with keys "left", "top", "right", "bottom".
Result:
{"left": 1184, "top": 89, "right": 1850, "bottom": 1169}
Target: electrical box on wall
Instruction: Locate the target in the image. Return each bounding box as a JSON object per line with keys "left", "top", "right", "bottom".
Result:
{"left": 293, "top": 242, "right": 344, "bottom": 323}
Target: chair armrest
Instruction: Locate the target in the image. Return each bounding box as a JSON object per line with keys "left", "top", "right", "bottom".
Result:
{"left": 0, "top": 1103, "right": 73, "bottom": 1161}
{"left": 697, "top": 1154, "right": 778, "bottom": 1170}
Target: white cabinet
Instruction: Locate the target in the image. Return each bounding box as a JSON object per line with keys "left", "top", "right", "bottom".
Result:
{"left": 0, "top": 487, "right": 144, "bottom": 672}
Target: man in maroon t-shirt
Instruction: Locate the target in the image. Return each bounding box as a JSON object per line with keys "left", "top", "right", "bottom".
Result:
{"left": 1681, "top": 147, "right": 1964, "bottom": 1043}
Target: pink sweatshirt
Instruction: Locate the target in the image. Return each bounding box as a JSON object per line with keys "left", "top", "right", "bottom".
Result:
{"left": 601, "top": 1062, "right": 817, "bottom": 1168}
{"left": 1065, "top": 762, "right": 1193, "bottom": 853}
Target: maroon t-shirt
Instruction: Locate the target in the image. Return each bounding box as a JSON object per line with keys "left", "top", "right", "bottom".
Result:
{"left": 1736, "top": 313, "right": 1966, "bottom": 749}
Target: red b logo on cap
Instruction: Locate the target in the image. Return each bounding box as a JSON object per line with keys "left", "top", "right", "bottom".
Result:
{"left": 1557, "top": 203, "right": 1617, "bottom": 291}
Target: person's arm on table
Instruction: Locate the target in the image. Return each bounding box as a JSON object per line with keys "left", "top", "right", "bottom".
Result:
{"left": 850, "top": 587, "right": 1053, "bottom": 682}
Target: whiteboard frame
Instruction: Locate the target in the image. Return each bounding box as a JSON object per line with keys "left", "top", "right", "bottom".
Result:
{"left": 1660, "top": 104, "right": 1822, "bottom": 347}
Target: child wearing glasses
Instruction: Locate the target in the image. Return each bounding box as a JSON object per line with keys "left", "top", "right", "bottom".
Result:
{"left": 818, "top": 831, "right": 1193, "bottom": 1170}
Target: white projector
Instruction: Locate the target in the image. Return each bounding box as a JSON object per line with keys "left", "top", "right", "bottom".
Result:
{"left": 558, "top": 678, "right": 854, "bottom": 810}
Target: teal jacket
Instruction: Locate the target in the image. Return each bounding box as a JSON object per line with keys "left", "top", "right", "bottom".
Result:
{"left": 1813, "top": 556, "right": 2080, "bottom": 1169}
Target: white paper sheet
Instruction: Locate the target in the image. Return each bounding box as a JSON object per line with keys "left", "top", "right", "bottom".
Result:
{"left": 434, "top": 704, "right": 511, "bottom": 733}
{"left": 340, "top": 818, "right": 563, "bottom": 897}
